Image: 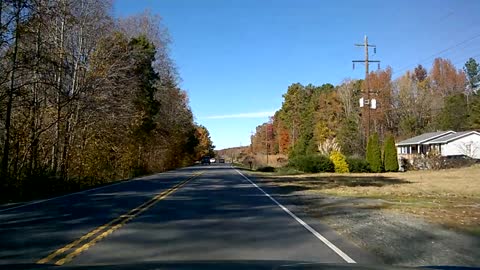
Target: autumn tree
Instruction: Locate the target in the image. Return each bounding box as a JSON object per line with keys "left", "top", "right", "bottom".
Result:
{"left": 249, "top": 57, "right": 475, "bottom": 170}
{"left": 278, "top": 83, "right": 307, "bottom": 151}
{"left": 311, "top": 84, "right": 341, "bottom": 156}
{"left": 393, "top": 67, "right": 432, "bottom": 139}
{"left": 336, "top": 79, "right": 363, "bottom": 156}
{"left": 0, "top": 4, "right": 209, "bottom": 201}
{"left": 430, "top": 58, "right": 466, "bottom": 97}
{"left": 428, "top": 58, "right": 466, "bottom": 130}
{"left": 1, "top": 0, "right": 31, "bottom": 181}
{"left": 414, "top": 64, "right": 428, "bottom": 82}
{"left": 273, "top": 112, "right": 290, "bottom": 154}
{"left": 364, "top": 67, "right": 394, "bottom": 139}
{"left": 194, "top": 125, "right": 215, "bottom": 159}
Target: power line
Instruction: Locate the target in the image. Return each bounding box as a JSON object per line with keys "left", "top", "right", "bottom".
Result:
{"left": 400, "top": 44, "right": 480, "bottom": 78}
{"left": 452, "top": 53, "right": 480, "bottom": 67}
{"left": 441, "top": 43, "right": 480, "bottom": 64}
{"left": 421, "top": 42, "right": 480, "bottom": 71}
{"left": 394, "top": 32, "right": 480, "bottom": 75}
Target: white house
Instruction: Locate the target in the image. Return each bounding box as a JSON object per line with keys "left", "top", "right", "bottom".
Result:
{"left": 396, "top": 130, "right": 480, "bottom": 160}
{"left": 424, "top": 131, "right": 480, "bottom": 159}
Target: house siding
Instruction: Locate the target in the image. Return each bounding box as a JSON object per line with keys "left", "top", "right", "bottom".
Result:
{"left": 440, "top": 133, "right": 480, "bottom": 159}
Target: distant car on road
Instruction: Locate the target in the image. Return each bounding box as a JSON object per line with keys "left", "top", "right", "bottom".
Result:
{"left": 219, "top": 158, "right": 225, "bottom": 163}
{"left": 201, "top": 156, "right": 210, "bottom": 165}
{"left": 210, "top": 158, "right": 216, "bottom": 163}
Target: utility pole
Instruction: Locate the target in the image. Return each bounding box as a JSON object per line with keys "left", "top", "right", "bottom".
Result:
{"left": 353, "top": 35, "right": 380, "bottom": 141}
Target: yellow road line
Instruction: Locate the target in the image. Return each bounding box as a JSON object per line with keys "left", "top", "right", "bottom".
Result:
{"left": 37, "top": 172, "right": 202, "bottom": 265}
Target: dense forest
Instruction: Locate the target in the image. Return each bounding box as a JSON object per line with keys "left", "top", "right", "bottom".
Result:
{"left": 0, "top": 0, "right": 213, "bottom": 201}
{"left": 251, "top": 57, "right": 480, "bottom": 163}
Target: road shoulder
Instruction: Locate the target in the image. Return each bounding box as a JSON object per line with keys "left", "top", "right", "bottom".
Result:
{"left": 236, "top": 169, "right": 381, "bottom": 265}
{"left": 240, "top": 169, "right": 480, "bottom": 267}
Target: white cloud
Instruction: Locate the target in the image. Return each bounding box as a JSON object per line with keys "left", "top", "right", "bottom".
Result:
{"left": 202, "top": 111, "right": 275, "bottom": 119}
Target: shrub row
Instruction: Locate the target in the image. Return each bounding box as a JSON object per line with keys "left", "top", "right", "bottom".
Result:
{"left": 346, "top": 157, "right": 371, "bottom": 173}
{"left": 287, "top": 154, "right": 372, "bottom": 173}
{"left": 288, "top": 155, "right": 334, "bottom": 173}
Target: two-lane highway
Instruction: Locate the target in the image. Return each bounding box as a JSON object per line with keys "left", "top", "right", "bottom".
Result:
{"left": 0, "top": 164, "right": 376, "bottom": 267}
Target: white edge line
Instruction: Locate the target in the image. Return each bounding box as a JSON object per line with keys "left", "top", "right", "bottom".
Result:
{"left": 234, "top": 168, "right": 356, "bottom": 264}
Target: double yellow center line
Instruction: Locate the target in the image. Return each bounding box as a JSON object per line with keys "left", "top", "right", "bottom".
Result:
{"left": 37, "top": 172, "right": 203, "bottom": 266}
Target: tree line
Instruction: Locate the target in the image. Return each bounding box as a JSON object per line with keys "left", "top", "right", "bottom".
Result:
{"left": 250, "top": 56, "right": 480, "bottom": 170}
{"left": 0, "top": 0, "right": 213, "bottom": 201}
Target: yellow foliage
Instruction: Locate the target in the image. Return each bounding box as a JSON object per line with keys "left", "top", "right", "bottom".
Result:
{"left": 329, "top": 151, "right": 349, "bottom": 173}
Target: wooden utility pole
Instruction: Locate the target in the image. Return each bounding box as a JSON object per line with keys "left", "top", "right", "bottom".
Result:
{"left": 353, "top": 35, "right": 380, "bottom": 141}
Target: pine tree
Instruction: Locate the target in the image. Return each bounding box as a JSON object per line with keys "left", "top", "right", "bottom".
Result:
{"left": 366, "top": 133, "right": 383, "bottom": 173}
{"left": 464, "top": 58, "right": 479, "bottom": 90}
{"left": 383, "top": 135, "right": 399, "bottom": 172}
{"left": 470, "top": 93, "right": 480, "bottom": 130}
{"left": 437, "top": 93, "right": 468, "bottom": 131}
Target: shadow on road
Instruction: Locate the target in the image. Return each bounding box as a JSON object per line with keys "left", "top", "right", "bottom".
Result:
{"left": 4, "top": 165, "right": 460, "bottom": 267}
{"left": 69, "top": 167, "right": 361, "bottom": 264}
{"left": 0, "top": 165, "right": 370, "bottom": 265}
{"left": 0, "top": 169, "right": 196, "bottom": 264}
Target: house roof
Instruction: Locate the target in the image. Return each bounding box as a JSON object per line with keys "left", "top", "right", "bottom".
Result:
{"left": 424, "top": 131, "right": 480, "bottom": 144}
{"left": 395, "top": 131, "right": 455, "bottom": 146}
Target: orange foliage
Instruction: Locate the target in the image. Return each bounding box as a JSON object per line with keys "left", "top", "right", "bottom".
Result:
{"left": 275, "top": 118, "right": 290, "bottom": 154}
{"left": 430, "top": 58, "right": 466, "bottom": 97}
{"left": 363, "top": 67, "right": 394, "bottom": 139}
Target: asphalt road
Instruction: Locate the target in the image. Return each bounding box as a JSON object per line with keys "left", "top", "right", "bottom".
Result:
{"left": 0, "top": 164, "right": 377, "bottom": 267}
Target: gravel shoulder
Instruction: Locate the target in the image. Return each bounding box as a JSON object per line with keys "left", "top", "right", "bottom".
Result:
{"left": 249, "top": 171, "right": 480, "bottom": 267}
{"left": 300, "top": 193, "right": 480, "bottom": 267}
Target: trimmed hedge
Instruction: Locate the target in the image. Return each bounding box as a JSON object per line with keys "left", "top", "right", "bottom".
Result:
{"left": 288, "top": 155, "right": 334, "bottom": 173}
{"left": 346, "top": 157, "right": 370, "bottom": 173}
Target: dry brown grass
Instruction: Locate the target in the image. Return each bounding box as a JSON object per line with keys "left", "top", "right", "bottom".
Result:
{"left": 253, "top": 165, "right": 480, "bottom": 234}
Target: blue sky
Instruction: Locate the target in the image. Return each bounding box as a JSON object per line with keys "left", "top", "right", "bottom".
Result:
{"left": 113, "top": 0, "right": 480, "bottom": 149}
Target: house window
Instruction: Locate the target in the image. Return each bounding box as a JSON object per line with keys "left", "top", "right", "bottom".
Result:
{"left": 466, "top": 143, "right": 472, "bottom": 156}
